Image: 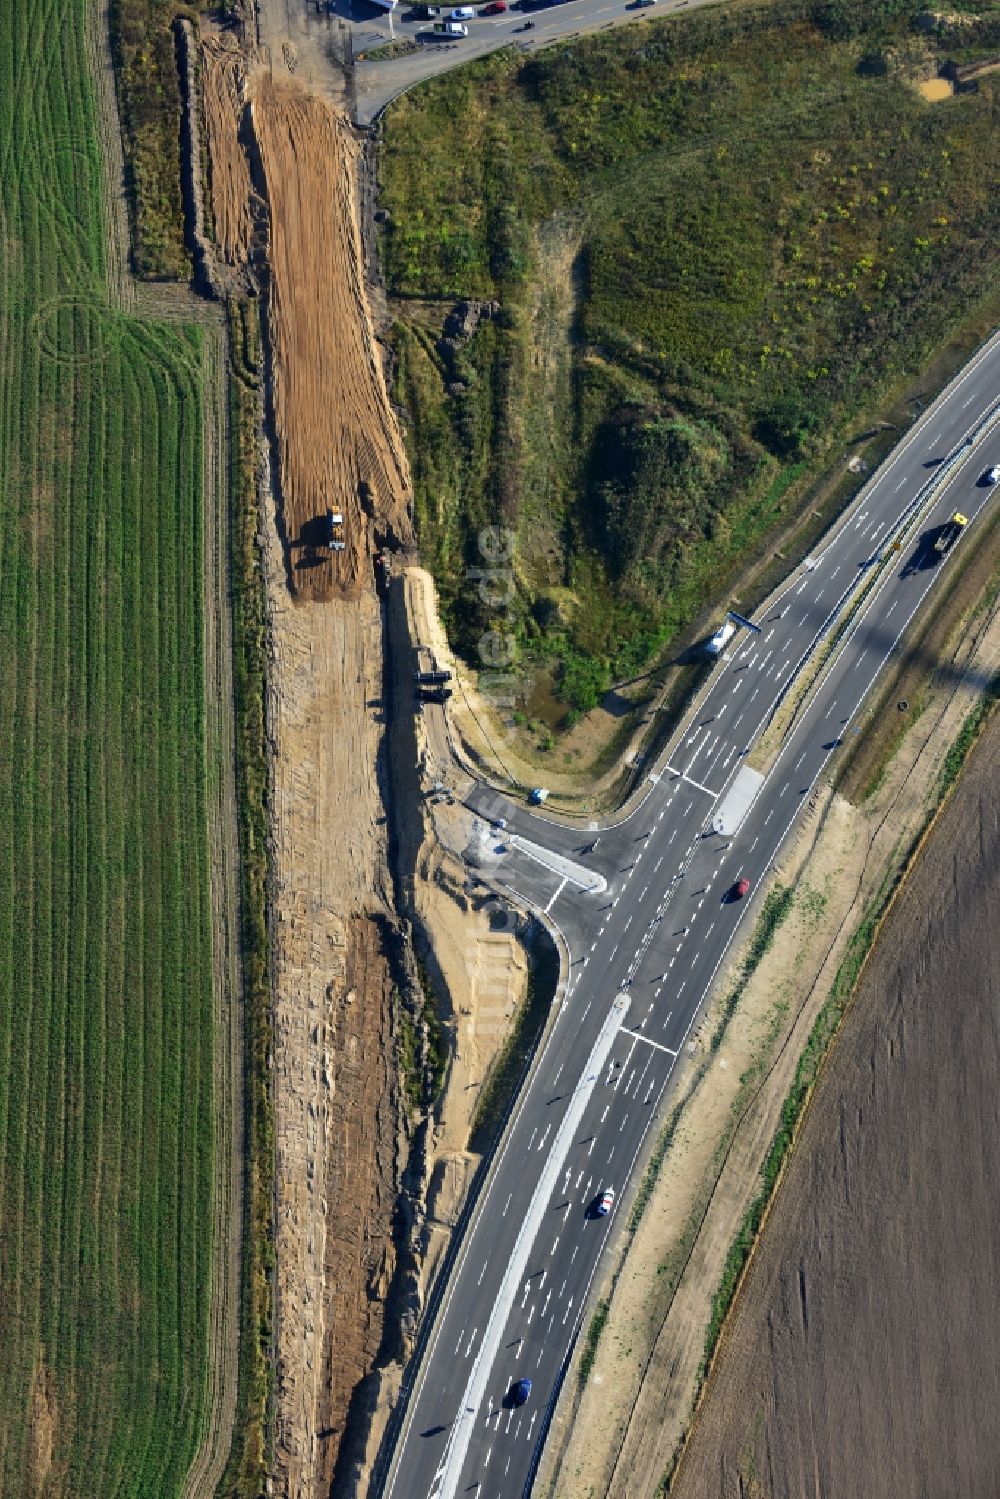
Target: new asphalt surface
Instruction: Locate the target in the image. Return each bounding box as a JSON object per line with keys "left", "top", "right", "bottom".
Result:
{"left": 381, "top": 328, "right": 1000, "bottom": 1499}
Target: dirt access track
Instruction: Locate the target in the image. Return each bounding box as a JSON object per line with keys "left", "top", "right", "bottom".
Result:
{"left": 251, "top": 77, "right": 411, "bottom": 601}
{"left": 204, "top": 33, "right": 411, "bottom": 601}
{"left": 671, "top": 714, "right": 1000, "bottom": 1499}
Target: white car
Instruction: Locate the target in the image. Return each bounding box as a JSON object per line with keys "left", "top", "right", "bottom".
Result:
{"left": 984, "top": 464, "right": 1000, "bottom": 485}
{"left": 451, "top": 6, "right": 475, "bottom": 16}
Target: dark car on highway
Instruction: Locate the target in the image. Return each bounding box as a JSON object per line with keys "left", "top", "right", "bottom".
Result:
{"left": 509, "top": 1377, "right": 532, "bottom": 1406}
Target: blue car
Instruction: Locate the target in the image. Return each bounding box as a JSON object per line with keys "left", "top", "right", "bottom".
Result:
{"left": 510, "top": 1377, "right": 532, "bottom": 1407}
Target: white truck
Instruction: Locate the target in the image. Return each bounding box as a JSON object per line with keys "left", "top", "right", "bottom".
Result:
{"left": 705, "top": 619, "right": 736, "bottom": 656}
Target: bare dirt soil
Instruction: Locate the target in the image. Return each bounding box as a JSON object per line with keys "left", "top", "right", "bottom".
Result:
{"left": 548, "top": 581, "right": 1000, "bottom": 1499}
{"left": 250, "top": 75, "right": 411, "bottom": 602}
{"left": 265, "top": 530, "right": 394, "bottom": 1496}
{"left": 315, "top": 917, "right": 398, "bottom": 1496}
{"left": 202, "top": 33, "right": 256, "bottom": 273}
{"left": 671, "top": 710, "right": 1000, "bottom": 1499}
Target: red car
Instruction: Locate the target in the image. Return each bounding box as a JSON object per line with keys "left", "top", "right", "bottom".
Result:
{"left": 732, "top": 878, "right": 750, "bottom": 899}
{"left": 482, "top": 1, "right": 507, "bottom": 11}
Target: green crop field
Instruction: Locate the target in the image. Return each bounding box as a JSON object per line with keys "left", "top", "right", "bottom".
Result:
{"left": 381, "top": 0, "right": 1000, "bottom": 726}
{"left": 0, "top": 2, "right": 215, "bottom": 1495}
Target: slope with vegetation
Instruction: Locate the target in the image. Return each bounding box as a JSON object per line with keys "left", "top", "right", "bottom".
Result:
{"left": 380, "top": 0, "right": 1000, "bottom": 719}
{"left": 0, "top": 1, "right": 216, "bottom": 1493}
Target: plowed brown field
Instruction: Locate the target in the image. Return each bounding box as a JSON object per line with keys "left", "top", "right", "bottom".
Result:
{"left": 250, "top": 76, "right": 411, "bottom": 601}
{"left": 671, "top": 715, "right": 1000, "bottom": 1499}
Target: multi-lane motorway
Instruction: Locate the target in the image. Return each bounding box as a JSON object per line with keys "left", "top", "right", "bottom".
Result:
{"left": 380, "top": 328, "right": 1000, "bottom": 1499}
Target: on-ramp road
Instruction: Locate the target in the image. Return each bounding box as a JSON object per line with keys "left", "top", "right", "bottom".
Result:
{"left": 380, "top": 329, "right": 1000, "bottom": 1499}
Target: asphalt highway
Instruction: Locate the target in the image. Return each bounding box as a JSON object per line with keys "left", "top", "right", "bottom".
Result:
{"left": 381, "top": 330, "right": 1000, "bottom": 1499}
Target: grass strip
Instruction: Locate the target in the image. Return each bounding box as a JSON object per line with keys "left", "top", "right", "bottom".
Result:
{"left": 214, "top": 299, "right": 274, "bottom": 1499}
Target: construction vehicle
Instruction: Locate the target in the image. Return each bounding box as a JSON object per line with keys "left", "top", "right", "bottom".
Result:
{"left": 932, "top": 511, "right": 967, "bottom": 558}
{"left": 326, "top": 508, "right": 346, "bottom": 552}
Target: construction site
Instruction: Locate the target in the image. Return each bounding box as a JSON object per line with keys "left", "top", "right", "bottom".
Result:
{"left": 198, "top": 13, "right": 532, "bottom": 1494}
{"left": 173, "top": 4, "right": 1000, "bottom": 1496}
